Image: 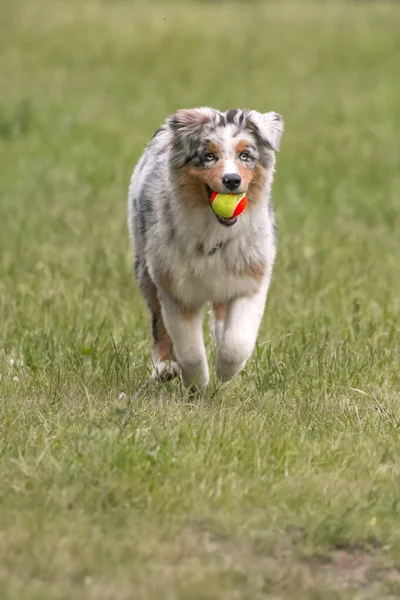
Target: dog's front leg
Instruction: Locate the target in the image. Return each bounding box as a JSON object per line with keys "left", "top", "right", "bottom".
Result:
{"left": 160, "top": 296, "right": 209, "bottom": 391}
{"left": 216, "top": 286, "right": 268, "bottom": 382}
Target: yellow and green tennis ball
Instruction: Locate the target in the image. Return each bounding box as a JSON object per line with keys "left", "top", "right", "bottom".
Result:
{"left": 210, "top": 191, "right": 247, "bottom": 219}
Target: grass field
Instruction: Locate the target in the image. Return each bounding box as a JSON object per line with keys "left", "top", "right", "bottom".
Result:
{"left": 1, "top": 0, "right": 400, "bottom": 598}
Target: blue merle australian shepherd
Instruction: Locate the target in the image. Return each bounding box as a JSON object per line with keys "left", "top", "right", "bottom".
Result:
{"left": 128, "top": 107, "right": 284, "bottom": 390}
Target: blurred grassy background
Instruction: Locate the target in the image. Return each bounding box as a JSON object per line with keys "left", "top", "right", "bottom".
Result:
{"left": 0, "top": 1, "right": 400, "bottom": 598}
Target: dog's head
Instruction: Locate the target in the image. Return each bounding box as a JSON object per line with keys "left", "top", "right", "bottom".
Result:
{"left": 166, "top": 107, "right": 283, "bottom": 225}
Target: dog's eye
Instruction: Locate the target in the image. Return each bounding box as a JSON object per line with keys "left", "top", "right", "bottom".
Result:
{"left": 203, "top": 152, "right": 216, "bottom": 162}
{"left": 239, "top": 151, "right": 251, "bottom": 162}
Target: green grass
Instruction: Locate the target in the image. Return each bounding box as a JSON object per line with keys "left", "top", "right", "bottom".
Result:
{"left": 1, "top": 0, "right": 400, "bottom": 598}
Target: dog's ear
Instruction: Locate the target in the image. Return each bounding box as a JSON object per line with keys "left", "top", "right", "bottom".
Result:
{"left": 168, "top": 108, "right": 213, "bottom": 138}
{"left": 246, "top": 111, "right": 284, "bottom": 151}
{"left": 167, "top": 108, "right": 214, "bottom": 166}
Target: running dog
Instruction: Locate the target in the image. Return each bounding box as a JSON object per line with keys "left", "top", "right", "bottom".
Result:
{"left": 128, "top": 107, "right": 284, "bottom": 390}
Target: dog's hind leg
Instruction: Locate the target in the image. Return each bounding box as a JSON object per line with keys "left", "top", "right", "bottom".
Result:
{"left": 135, "top": 259, "right": 179, "bottom": 381}
{"left": 150, "top": 297, "right": 180, "bottom": 382}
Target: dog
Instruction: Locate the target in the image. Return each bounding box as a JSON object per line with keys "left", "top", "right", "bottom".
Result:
{"left": 128, "top": 107, "right": 283, "bottom": 390}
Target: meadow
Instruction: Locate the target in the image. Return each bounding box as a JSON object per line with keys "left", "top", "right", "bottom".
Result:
{"left": 1, "top": 0, "right": 400, "bottom": 598}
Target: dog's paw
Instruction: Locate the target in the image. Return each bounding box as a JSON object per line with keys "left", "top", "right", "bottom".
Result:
{"left": 180, "top": 360, "right": 210, "bottom": 391}
{"left": 151, "top": 360, "right": 180, "bottom": 382}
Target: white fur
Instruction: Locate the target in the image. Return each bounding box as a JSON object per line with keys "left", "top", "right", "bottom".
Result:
{"left": 216, "top": 279, "right": 270, "bottom": 381}
{"left": 151, "top": 357, "right": 180, "bottom": 382}
{"left": 213, "top": 314, "right": 224, "bottom": 346}
{"left": 223, "top": 159, "right": 238, "bottom": 176}
{"left": 160, "top": 297, "right": 209, "bottom": 390}
{"left": 248, "top": 111, "right": 284, "bottom": 151}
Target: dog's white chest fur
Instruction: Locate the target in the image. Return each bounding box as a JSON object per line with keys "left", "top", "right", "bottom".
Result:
{"left": 165, "top": 246, "right": 261, "bottom": 305}
{"left": 146, "top": 202, "right": 275, "bottom": 307}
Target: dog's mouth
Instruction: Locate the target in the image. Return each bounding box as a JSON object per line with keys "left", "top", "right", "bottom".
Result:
{"left": 205, "top": 185, "right": 238, "bottom": 227}
{"left": 205, "top": 184, "right": 214, "bottom": 201}
{"left": 215, "top": 215, "right": 237, "bottom": 227}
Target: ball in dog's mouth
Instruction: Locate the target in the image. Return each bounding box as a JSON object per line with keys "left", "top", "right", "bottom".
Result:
{"left": 205, "top": 186, "right": 244, "bottom": 227}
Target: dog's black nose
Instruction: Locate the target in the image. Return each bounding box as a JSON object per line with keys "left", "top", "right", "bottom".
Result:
{"left": 222, "top": 173, "right": 241, "bottom": 190}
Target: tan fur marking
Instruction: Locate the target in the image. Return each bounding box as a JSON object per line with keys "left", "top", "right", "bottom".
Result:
{"left": 177, "top": 166, "right": 209, "bottom": 208}
{"left": 148, "top": 285, "right": 172, "bottom": 362}
{"left": 246, "top": 164, "right": 267, "bottom": 206}
{"left": 155, "top": 324, "right": 171, "bottom": 361}
{"left": 236, "top": 140, "right": 248, "bottom": 155}
{"left": 201, "top": 161, "right": 224, "bottom": 192}
{"left": 182, "top": 306, "right": 200, "bottom": 321}
{"left": 236, "top": 163, "right": 254, "bottom": 191}
{"left": 247, "top": 260, "right": 267, "bottom": 283}
{"left": 208, "top": 142, "right": 221, "bottom": 156}
{"left": 213, "top": 302, "right": 226, "bottom": 322}
{"left": 178, "top": 162, "right": 226, "bottom": 203}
